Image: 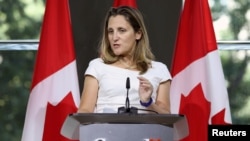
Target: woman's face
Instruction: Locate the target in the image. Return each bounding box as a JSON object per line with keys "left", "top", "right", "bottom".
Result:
{"left": 107, "top": 15, "right": 141, "bottom": 56}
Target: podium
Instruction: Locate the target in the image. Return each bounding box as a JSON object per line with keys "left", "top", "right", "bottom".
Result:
{"left": 61, "top": 113, "right": 188, "bottom": 141}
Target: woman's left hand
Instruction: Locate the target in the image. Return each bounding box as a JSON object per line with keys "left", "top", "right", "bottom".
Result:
{"left": 137, "top": 76, "right": 153, "bottom": 102}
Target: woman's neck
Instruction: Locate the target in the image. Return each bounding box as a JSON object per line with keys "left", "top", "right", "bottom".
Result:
{"left": 118, "top": 57, "right": 136, "bottom": 69}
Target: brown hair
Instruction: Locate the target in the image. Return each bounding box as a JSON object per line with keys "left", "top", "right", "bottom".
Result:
{"left": 99, "top": 6, "right": 155, "bottom": 74}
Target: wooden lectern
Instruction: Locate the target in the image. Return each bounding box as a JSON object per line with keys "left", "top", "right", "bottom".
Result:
{"left": 61, "top": 113, "right": 188, "bottom": 141}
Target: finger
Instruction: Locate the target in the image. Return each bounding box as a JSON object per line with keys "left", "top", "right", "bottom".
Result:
{"left": 137, "top": 76, "right": 147, "bottom": 81}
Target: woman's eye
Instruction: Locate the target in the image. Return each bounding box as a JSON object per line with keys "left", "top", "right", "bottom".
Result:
{"left": 107, "top": 30, "right": 113, "bottom": 34}
{"left": 119, "top": 29, "right": 126, "bottom": 33}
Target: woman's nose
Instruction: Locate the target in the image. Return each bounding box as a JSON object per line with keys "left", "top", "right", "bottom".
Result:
{"left": 112, "top": 31, "right": 119, "bottom": 41}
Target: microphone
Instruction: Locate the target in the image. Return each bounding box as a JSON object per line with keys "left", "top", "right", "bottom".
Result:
{"left": 126, "top": 76, "right": 130, "bottom": 89}
{"left": 118, "top": 77, "right": 138, "bottom": 114}
{"left": 125, "top": 77, "right": 130, "bottom": 110}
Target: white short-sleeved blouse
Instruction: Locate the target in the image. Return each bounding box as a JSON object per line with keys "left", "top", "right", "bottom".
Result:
{"left": 85, "top": 58, "right": 172, "bottom": 113}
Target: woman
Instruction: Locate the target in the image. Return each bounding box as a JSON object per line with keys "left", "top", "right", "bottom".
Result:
{"left": 77, "top": 6, "right": 171, "bottom": 114}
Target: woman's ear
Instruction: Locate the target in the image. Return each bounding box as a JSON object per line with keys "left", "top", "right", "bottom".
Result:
{"left": 135, "top": 30, "right": 142, "bottom": 40}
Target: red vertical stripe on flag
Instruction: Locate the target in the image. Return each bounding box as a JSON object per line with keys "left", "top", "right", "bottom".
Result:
{"left": 113, "top": 0, "right": 137, "bottom": 8}
{"left": 171, "top": 0, "right": 218, "bottom": 77}
{"left": 170, "top": 0, "right": 232, "bottom": 141}
{"left": 21, "top": 0, "right": 80, "bottom": 141}
{"left": 31, "top": 0, "right": 76, "bottom": 89}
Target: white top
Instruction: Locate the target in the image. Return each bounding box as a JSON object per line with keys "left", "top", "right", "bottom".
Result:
{"left": 85, "top": 58, "right": 172, "bottom": 113}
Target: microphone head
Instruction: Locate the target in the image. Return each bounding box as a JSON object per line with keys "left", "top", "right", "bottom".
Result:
{"left": 126, "top": 77, "right": 130, "bottom": 89}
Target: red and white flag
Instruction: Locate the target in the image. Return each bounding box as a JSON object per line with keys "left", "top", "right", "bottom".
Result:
{"left": 170, "top": 0, "right": 232, "bottom": 140}
{"left": 113, "top": 0, "right": 137, "bottom": 8}
{"left": 21, "top": 0, "right": 80, "bottom": 140}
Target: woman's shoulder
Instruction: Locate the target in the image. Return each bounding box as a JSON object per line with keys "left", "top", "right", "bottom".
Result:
{"left": 89, "top": 58, "right": 104, "bottom": 65}
{"left": 150, "top": 60, "right": 172, "bottom": 80}
{"left": 151, "top": 60, "right": 168, "bottom": 68}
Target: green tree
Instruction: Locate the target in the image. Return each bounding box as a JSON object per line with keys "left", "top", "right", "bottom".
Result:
{"left": 212, "top": 0, "right": 250, "bottom": 124}
{"left": 0, "top": 0, "right": 43, "bottom": 140}
{"left": 221, "top": 50, "right": 250, "bottom": 124}
{"left": 229, "top": 0, "right": 250, "bottom": 40}
{"left": 0, "top": 0, "right": 44, "bottom": 39}
{"left": 0, "top": 51, "right": 36, "bottom": 140}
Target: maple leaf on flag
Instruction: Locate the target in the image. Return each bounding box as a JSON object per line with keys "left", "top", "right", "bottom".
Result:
{"left": 211, "top": 109, "right": 230, "bottom": 124}
{"left": 43, "top": 92, "right": 79, "bottom": 141}
{"left": 179, "top": 84, "right": 210, "bottom": 141}
{"left": 178, "top": 84, "right": 231, "bottom": 141}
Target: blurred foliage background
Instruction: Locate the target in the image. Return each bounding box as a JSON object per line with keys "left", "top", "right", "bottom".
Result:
{"left": 0, "top": 0, "right": 250, "bottom": 140}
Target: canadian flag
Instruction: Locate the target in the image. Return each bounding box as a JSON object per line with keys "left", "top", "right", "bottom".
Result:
{"left": 21, "top": 0, "right": 80, "bottom": 141}
{"left": 170, "top": 0, "right": 232, "bottom": 141}
{"left": 113, "top": 0, "right": 137, "bottom": 8}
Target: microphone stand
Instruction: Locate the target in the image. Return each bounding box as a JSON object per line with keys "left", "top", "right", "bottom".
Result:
{"left": 118, "top": 77, "right": 138, "bottom": 114}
